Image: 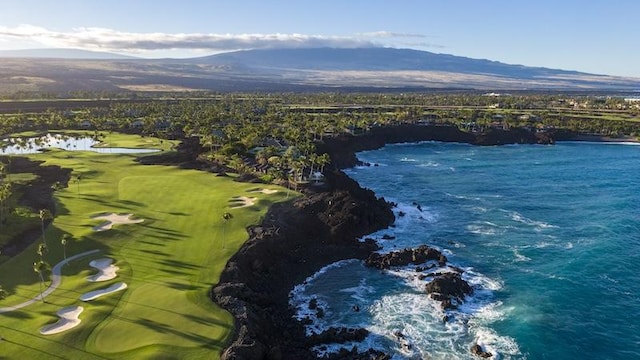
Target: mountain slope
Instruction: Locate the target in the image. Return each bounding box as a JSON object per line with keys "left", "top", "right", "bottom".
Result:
{"left": 192, "top": 47, "right": 587, "bottom": 78}
{"left": 0, "top": 47, "right": 638, "bottom": 92}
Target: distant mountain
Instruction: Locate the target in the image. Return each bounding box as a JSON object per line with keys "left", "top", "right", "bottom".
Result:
{"left": 183, "top": 47, "right": 640, "bottom": 90}
{"left": 0, "top": 47, "right": 638, "bottom": 92}
{"left": 0, "top": 48, "right": 138, "bottom": 60}
{"left": 192, "top": 47, "right": 585, "bottom": 78}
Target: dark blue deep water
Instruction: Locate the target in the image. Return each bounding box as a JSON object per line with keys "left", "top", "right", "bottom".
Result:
{"left": 291, "top": 141, "right": 640, "bottom": 359}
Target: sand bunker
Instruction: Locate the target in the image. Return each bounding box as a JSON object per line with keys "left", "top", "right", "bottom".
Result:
{"left": 92, "top": 213, "right": 143, "bottom": 232}
{"left": 229, "top": 196, "right": 257, "bottom": 209}
{"left": 40, "top": 306, "right": 84, "bottom": 335}
{"left": 87, "top": 258, "right": 119, "bottom": 282}
{"left": 248, "top": 188, "right": 279, "bottom": 194}
{"left": 80, "top": 282, "right": 127, "bottom": 301}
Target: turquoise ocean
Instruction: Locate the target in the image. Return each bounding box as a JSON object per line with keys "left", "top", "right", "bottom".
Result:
{"left": 290, "top": 141, "right": 640, "bottom": 359}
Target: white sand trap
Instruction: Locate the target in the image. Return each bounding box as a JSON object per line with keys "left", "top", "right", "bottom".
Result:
{"left": 249, "top": 188, "right": 279, "bottom": 194}
{"left": 229, "top": 196, "right": 257, "bottom": 209}
{"left": 80, "top": 282, "right": 127, "bottom": 301}
{"left": 40, "top": 306, "right": 84, "bottom": 335}
{"left": 87, "top": 258, "right": 119, "bottom": 282}
{"left": 92, "top": 213, "right": 143, "bottom": 232}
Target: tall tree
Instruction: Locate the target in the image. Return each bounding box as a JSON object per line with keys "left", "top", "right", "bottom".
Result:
{"left": 61, "top": 234, "right": 72, "bottom": 261}
{"left": 33, "top": 260, "right": 50, "bottom": 303}
{"left": 38, "top": 209, "right": 52, "bottom": 245}
{"left": 37, "top": 243, "right": 48, "bottom": 261}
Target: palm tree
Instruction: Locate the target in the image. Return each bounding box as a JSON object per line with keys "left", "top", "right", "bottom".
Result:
{"left": 33, "top": 260, "right": 50, "bottom": 303}
{"left": 38, "top": 209, "right": 52, "bottom": 244}
{"left": 317, "top": 153, "right": 331, "bottom": 173}
{"left": 37, "top": 243, "right": 48, "bottom": 261}
{"left": 221, "top": 212, "right": 233, "bottom": 249}
{"left": 61, "top": 234, "right": 72, "bottom": 261}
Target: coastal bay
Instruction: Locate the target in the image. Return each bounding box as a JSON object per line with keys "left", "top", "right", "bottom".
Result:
{"left": 213, "top": 125, "right": 578, "bottom": 359}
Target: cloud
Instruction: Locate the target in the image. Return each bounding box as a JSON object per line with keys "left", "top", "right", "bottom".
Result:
{"left": 357, "top": 31, "right": 429, "bottom": 38}
{"left": 0, "top": 25, "right": 380, "bottom": 52}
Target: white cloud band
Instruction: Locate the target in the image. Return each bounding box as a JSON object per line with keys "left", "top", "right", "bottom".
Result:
{"left": 0, "top": 25, "right": 376, "bottom": 51}
{"left": 0, "top": 25, "right": 442, "bottom": 53}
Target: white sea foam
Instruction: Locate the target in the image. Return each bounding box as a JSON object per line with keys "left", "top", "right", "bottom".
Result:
{"left": 311, "top": 338, "right": 381, "bottom": 359}
{"left": 335, "top": 138, "right": 640, "bottom": 359}
{"left": 466, "top": 223, "right": 501, "bottom": 236}
{"left": 458, "top": 272, "right": 522, "bottom": 360}
{"left": 472, "top": 327, "right": 522, "bottom": 360}
{"left": 338, "top": 278, "right": 376, "bottom": 303}
{"left": 464, "top": 268, "right": 503, "bottom": 292}
{"left": 290, "top": 177, "right": 520, "bottom": 358}
{"left": 448, "top": 241, "right": 466, "bottom": 249}
{"left": 290, "top": 289, "right": 332, "bottom": 336}
{"left": 369, "top": 292, "right": 465, "bottom": 359}
{"left": 506, "top": 210, "right": 558, "bottom": 231}
{"left": 599, "top": 274, "right": 619, "bottom": 284}
{"left": 393, "top": 201, "right": 437, "bottom": 223}
{"left": 290, "top": 259, "right": 359, "bottom": 335}
{"left": 533, "top": 241, "right": 553, "bottom": 249}
{"left": 469, "top": 206, "right": 488, "bottom": 213}
{"left": 361, "top": 200, "right": 439, "bottom": 253}
{"left": 513, "top": 249, "right": 531, "bottom": 262}
{"left": 446, "top": 192, "right": 482, "bottom": 201}
{"left": 305, "top": 259, "right": 357, "bottom": 282}
{"left": 418, "top": 160, "right": 440, "bottom": 167}
{"left": 290, "top": 250, "right": 521, "bottom": 359}
{"left": 565, "top": 140, "right": 640, "bottom": 146}
{"left": 355, "top": 161, "right": 387, "bottom": 168}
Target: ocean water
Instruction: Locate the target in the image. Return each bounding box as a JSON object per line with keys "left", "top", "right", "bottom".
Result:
{"left": 290, "top": 141, "right": 640, "bottom": 359}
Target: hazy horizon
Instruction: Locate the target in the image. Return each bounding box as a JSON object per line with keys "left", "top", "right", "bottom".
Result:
{"left": 1, "top": 0, "right": 639, "bottom": 77}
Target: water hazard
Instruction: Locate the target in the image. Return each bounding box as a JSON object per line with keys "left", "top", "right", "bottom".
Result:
{"left": 0, "top": 133, "right": 159, "bottom": 154}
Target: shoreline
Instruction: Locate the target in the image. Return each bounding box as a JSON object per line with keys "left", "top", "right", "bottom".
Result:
{"left": 212, "top": 169, "right": 394, "bottom": 359}
{"left": 212, "top": 124, "right": 573, "bottom": 359}
{"left": 562, "top": 133, "right": 640, "bottom": 143}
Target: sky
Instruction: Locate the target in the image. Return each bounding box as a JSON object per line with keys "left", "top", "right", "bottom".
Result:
{"left": 0, "top": 0, "right": 639, "bottom": 77}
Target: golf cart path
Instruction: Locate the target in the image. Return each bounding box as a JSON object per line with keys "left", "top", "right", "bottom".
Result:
{"left": 0, "top": 249, "right": 100, "bottom": 313}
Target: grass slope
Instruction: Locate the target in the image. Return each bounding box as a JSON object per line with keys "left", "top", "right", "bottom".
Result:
{"left": 0, "top": 133, "right": 290, "bottom": 359}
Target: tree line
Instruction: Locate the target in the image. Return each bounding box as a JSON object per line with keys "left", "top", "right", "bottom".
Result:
{"left": 0, "top": 92, "right": 639, "bottom": 184}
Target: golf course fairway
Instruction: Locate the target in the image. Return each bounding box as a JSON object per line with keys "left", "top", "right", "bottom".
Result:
{"left": 0, "top": 132, "right": 290, "bottom": 359}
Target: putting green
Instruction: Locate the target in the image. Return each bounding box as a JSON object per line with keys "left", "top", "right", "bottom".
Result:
{"left": 0, "top": 132, "right": 291, "bottom": 359}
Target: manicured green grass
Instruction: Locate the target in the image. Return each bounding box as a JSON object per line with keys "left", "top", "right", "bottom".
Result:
{"left": 0, "top": 134, "right": 292, "bottom": 359}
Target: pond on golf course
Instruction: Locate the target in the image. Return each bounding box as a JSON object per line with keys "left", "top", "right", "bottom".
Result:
{"left": 0, "top": 133, "right": 160, "bottom": 155}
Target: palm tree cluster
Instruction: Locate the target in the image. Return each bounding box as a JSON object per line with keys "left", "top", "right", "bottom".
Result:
{"left": 1, "top": 93, "right": 639, "bottom": 187}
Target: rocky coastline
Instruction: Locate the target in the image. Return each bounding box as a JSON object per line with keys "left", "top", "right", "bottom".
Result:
{"left": 0, "top": 125, "right": 623, "bottom": 359}
{"left": 212, "top": 124, "right": 571, "bottom": 359}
